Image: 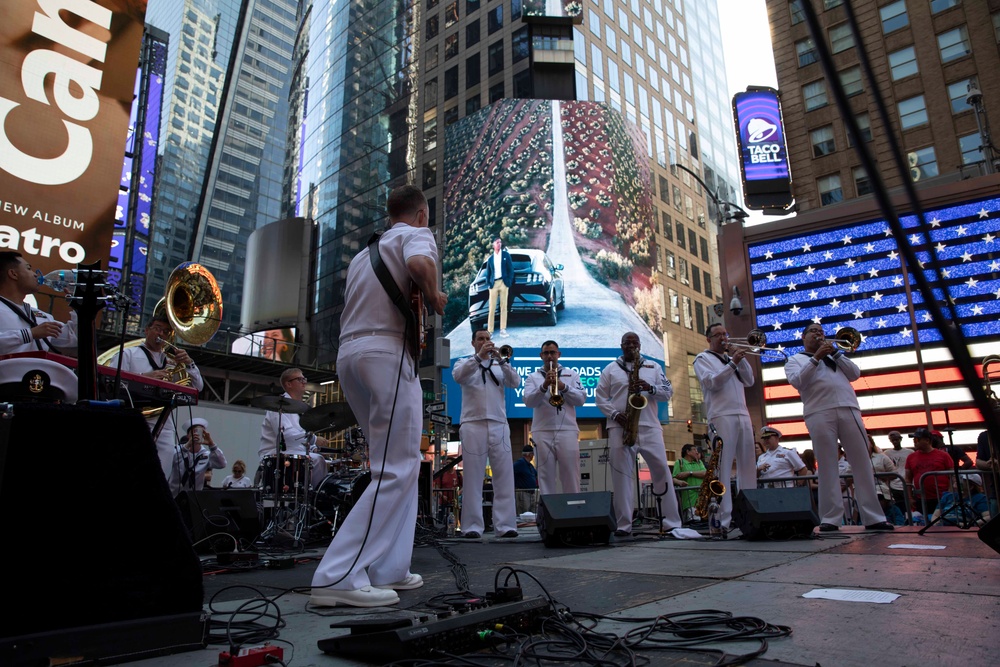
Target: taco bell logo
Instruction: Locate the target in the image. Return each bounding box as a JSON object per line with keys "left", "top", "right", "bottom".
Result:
{"left": 746, "top": 118, "right": 778, "bottom": 143}
{"left": 746, "top": 117, "right": 782, "bottom": 164}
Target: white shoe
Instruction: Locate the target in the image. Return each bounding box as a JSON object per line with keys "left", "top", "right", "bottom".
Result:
{"left": 500, "top": 329, "right": 509, "bottom": 337}
{"left": 373, "top": 573, "right": 424, "bottom": 590}
{"left": 309, "top": 585, "right": 400, "bottom": 608}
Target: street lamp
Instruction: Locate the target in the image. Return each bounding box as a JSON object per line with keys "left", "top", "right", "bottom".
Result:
{"left": 670, "top": 163, "right": 749, "bottom": 225}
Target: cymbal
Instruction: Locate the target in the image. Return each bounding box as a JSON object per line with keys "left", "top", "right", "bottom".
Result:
{"left": 250, "top": 395, "right": 310, "bottom": 414}
{"left": 301, "top": 402, "right": 357, "bottom": 433}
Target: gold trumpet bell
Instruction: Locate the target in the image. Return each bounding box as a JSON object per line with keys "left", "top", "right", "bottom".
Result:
{"left": 166, "top": 262, "right": 223, "bottom": 345}
{"left": 833, "top": 326, "right": 862, "bottom": 352}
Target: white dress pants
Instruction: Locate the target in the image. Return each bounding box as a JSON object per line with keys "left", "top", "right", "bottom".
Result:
{"left": 459, "top": 420, "right": 517, "bottom": 535}
{"left": 608, "top": 426, "right": 681, "bottom": 532}
{"left": 709, "top": 413, "right": 757, "bottom": 529}
{"left": 312, "top": 337, "right": 421, "bottom": 590}
{"left": 807, "top": 407, "right": 884, "bottom": 526}
{"left": 532, "top": 429, "right": 580, "bottom": 495}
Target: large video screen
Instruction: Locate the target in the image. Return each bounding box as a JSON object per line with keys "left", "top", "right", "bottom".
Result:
{"left": 441, "top": 100, "right": 668, "bottom": 420}
{"left": 748, "top": 194, "right": 1000, "bottom": 443}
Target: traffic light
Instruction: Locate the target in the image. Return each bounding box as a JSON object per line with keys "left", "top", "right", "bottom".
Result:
{"left": 686, "top": 419, "right": 693, "bottom": 432}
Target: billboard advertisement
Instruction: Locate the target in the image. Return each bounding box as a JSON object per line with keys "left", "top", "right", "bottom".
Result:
{"left": 231, "top": 327, "right": 298, "bottom": 363}
{"left": 748, "top": 194, "right": 1000, "bottom": 446}
{"left": 732, "top": 87, "right": 793, "bottom": 211}
{"left": 441, "top": 99, "right": 668, "bottom": 421}
{"left": 0, "top": 1, "right": 146, "bottom": 318}
{"left": 524, "top": 1, "right": 585, "bottom": 19}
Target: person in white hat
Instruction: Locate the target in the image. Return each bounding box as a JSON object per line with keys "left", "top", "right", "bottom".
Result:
{"left": 755, "top": 426, "right": 809, "bottom": 488}
{"left": 0, "top": 252, "right": 78, "bottom": 355}
{"left": 168, "top": 417, "right": 227, "bottom": 497}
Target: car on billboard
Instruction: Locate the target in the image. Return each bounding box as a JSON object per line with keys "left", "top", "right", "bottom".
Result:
{"left": 468, "top": 249, "right": 565, "bottom": 329}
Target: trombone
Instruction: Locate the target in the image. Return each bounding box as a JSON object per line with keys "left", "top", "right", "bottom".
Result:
{"left": 831, "top": 326, "right": 862, "bottom": 352}
{"left": 725, "top": 329, "right": 788, "bottom": 359}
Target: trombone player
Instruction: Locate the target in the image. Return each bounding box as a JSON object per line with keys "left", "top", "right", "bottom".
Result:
{"left": 523, "top": 340, "right": 586, "bottom": 497}
{"left": 693, "top": 323, "right": 756, "bottom": 537}
{"left": 785, "top": 323, "right": 893, "bottom": 532}
{"left": 107, "top": 314, "right": 204, "bottom": 479}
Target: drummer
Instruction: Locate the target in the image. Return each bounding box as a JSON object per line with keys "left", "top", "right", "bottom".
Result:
{"left": 257, "top": 368, "right": 328, "bottom": 490}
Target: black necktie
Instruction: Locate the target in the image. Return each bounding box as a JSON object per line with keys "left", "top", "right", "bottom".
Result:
{"left": 822, "top": 357, "right": 838, "bottom": 372}
{"left": 723, "top": 354, "right": 743, "bottom": 383}
{"left": 481, "top": 363, "right": 499, "bottom": 385}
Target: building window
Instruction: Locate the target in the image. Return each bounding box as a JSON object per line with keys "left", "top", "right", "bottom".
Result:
{"left": 994, "top": 12, "right": 1000, "bottom": 42}
{"left": 959, "top": 132, "right": 982, "bottom": 165}
{"left": 888, "top": 46, "right": 918, "bottom": 81}
{"left": 445, "top": 33, "right": 459, "bottom": 60}
{"left": 445, "top": 1, "right": 459, "bottom": 28}
{"left": 467, "top": 20, "right": 480, "bottom": 47}
{"left": 880, "top": 1, "right": 908, "bottom": 34}
{"left": 488, "top": 40, "right": 504, "bottom": 76}
{"left": 938, "top": 26, "right": 971, "bottom": 63}
{"left": 908, "top": 146, "right": 938, "bottom": 181}
{"left": 682, "top": 295, "right": 693, "bottom": 329}
{"left": 466, "top": 0, "right": 479, "bottom": 13}
{"left": 948, "top": 79, "right": 972, "bottom": 114}
{"left": 444, "top": 106, "right": 458, "bottom": 125}
{"left": 466, "top": 96, "right": 480, "bottom": 115}
{"left": 847, "top": 113, "right": 872, "bottom": 146}
{"left": 824, "top": 0, "right": 843, "bottom": 8}
{"left": 423, "top": 117, "right": 437, "bottom": 151}
{"left": 489, "top": 81, "right": 504, "bottom": 103}
{"left": 512, "top": 0, "right": 522, "bottom": 20}
{"left": 811, "top": 125, "right": 836, "bottom": 157}
{"left": 665, "top": 250, "right": 676, "bottom": 279}
{"left": 513, "top": 70, "right": 531, "bottom": 98}
{"left": 818, "top": 174, "right": 843, "bottom": 206}
{"left": 669, "top": 288, "right": 679, "bottom": 323}
{"left": 676, "top": 222, "right": 686, "bottom": 249}
{"left": 692, "top": 269, "right": 701, "bottom": 294}
{"left": 428, "top": 0, "right": 439, "bottom": 8}
{"left": 700, "top": 237, "right": 709, "bottom": 262}
{"left": 427, "top": 45, "right": 439, "bottom": 70}
{"left": 423, "top": 159, "right": 437, "bottom": 188}
{"left": 803, "top": 80, "right": 827, "bottom": 111}
{"left": 853, "top": 166, "right": 871, "bottom": 196}
{"left": 790, "top": 0, "right": 804, "bottom": 25}
{"left": 488, "top": 5, "right": 503, "bottom": 34}
{"left": 688, "top": 229, "right": 697, "bottom": 256}
{"left": 658, "top": 176, "right": 669, "bottom": 203}
{"left": 424, "top": 78, "right": 438, "bottom": 108}
{"left": 427, "top": 15, "right": 439, "bottom": 39}
{"left": 796, "top": 37, "right": 818, "bottom": 67}
{"left": 512, "top": 26, "right": 529, "bottom": 63}
{"left": 830, "top": 23, "right": 854, "bottom": 53}
{"left": 466, "top": 53, "right": 480, "bottom": 88}
{"left": 898, "top": 95, "right": 928, "bottom": 130}
{"left": 444, "top": 65, "right": 458, "bottom": 99}
{"left": 679, "top": 258, "right": 690, "bottom": 286}
{"left": 930, "top": 0, "right": 960, "bottom": 14}
{"left": 839, "top": 66, "right": 862, "bottom": 96}
{"left": 672, "top": 185, "right": 682, "bottom": 212}
{"left": 703, "top": 272, "right": 712, "bottom": 299}
{"left": 662, "top": 212, "right": 673, "bottom": 241}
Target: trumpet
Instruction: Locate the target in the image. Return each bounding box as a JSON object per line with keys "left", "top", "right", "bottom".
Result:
{"left": 492, "top": 344, "right": 514, "bottom": 361}
{"left": 547, "top": 361, "right": 564, "bottom": 408}
{"left": 831, "top": 327, "right": 862, "bottom": 352}
{"left": 726, "top": 329, "right": 788, "bottom": 359}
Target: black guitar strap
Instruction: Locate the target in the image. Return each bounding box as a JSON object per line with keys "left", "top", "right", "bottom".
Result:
{"left": 367, "top": 231, "right": 418, "bottom": 369}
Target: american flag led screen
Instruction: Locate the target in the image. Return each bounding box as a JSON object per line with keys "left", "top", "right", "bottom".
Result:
{"left": 748, "top": 194, "right": 999, "bottom": 447}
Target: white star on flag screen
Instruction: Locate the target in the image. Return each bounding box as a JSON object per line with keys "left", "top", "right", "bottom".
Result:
{"left": 747, "top": 193, "right": 999, "bottom": 446}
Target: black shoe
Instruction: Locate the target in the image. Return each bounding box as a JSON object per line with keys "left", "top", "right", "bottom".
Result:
{"left": 499, "top": 530, "right": 518, "bottom": 538}
{"left": 463, "top": 531, "right": 481, "bottom": 539}
{"left": 614, "top": 529, "right": 631, "bottom": 538}
{"left": 865, "top": 521, "right": 895, "bottom": 531}
{"left": 818, "top": 523, "right": 840, "bottom": 532}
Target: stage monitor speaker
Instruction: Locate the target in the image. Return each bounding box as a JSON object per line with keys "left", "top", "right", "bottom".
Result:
{"left": 176, "top": 488, "right": 262, "bottom": 553}
{"left": 979, "top": 514, "right": 1000, "bottom": 556}
{"left": 0, "top": 402, "right": 204, "bottom": 658}
{"left": 732, "top": 487, "right": 819, "bottom": 540}
{"left": 537, "top": 491, "right": 614, "bottom": 547}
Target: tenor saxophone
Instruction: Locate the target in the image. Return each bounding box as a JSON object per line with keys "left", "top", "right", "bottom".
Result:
{"left": 622, "top": 357, "right": 647, "bottom": 446}
{"left": 695, "top": 435, "right": 728, "bottom": 519}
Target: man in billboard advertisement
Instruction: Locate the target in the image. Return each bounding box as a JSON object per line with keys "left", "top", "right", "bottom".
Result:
{"left": 0, "top": 1, "right": 146, "bottom": 321}
{"left": 441, "top": 100, "right": 666, "bottom": 418}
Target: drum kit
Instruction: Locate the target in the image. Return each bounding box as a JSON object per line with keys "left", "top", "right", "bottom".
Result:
{"left": 250, "top": 395, "right": 371, "bottom": 543}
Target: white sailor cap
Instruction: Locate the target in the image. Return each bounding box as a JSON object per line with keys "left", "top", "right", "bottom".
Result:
{"left": 181, "top": 417, "right": 209, "bottom": 434}
{"left": 0, "top": 357, "right": 78, "bottom": 403}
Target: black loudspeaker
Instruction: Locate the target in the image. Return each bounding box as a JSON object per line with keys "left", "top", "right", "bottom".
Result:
{"left": 537, "top": 492, "right": 615, "bottom": 547}
{"left": 732, "top": 488, "right": 819, "bottom": 540}
{"left": 0, "top": 403, "right": 204, "bottom": 663}
{"left": 176, "top": 489, "right": 262, "bottom": 552}
{"left": 979, "top": 514, "right": 1000, "bottom": 555}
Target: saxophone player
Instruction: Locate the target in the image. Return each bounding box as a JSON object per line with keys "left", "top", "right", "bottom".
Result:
{"left": 693, "top": 323, "right": 756, "bottom": 538}
{"left": 595, "top": 332, "right": 682, "bottom": 537}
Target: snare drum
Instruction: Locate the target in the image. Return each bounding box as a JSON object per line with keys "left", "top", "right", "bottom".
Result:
{"left": 312, "top": 471, "right": 371, "bottom": 524}
{"left": 259, "top": 453, "right": 312, "bottom": 497}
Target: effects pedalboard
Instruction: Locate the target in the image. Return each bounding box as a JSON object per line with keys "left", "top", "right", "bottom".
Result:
{"left": 317, "top": 596, "right": 551, "bottom": 663}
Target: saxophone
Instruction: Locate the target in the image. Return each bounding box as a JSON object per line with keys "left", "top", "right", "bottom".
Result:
{"left": 695, "top": 435, "right": 728, "bottom": 519}
{"left": 622, "top": 357, "right": 647, "bottom": 446}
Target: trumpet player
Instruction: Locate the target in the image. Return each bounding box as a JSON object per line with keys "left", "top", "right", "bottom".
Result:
{"left": 693, "top": 324, "right": 756, "bottom": 536}
{"left": 523, "top": 341, "right": 586, "bottom": 496}
{"left": 785, "top": 323, "right": 893, "bottom": 532}
{"left": 452, "top": 328, "right": 521, "bottom": 539}
{"left": 108, "top": 314, "right": 204, "bottom": 479}
{"left": 595, "top": 332, "right": 682, "bottom": 537}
